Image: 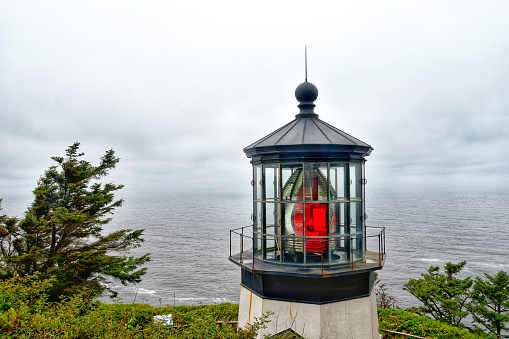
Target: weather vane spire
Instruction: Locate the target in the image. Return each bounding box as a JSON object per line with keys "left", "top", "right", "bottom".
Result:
{"left": 305, "top": 46, "right": 308, "bottom": 82}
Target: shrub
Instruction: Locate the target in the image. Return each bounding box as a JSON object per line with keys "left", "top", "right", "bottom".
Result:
{"left": 378, "top": 308, "right": 481, "bottom": 339}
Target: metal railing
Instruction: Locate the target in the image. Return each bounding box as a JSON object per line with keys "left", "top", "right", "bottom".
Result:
{"left": 230, "top": 225, "right": 385, "bottom": 272}
{"left": 229, "top": 225, "right": 255, "bottom": 268}
{"left": 368, "top": 225, "right": 386, "bottom": 266}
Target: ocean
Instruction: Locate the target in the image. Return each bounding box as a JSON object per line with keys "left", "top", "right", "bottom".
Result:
{"left": 2, "top": 187, "right": 509, "bottom": 309}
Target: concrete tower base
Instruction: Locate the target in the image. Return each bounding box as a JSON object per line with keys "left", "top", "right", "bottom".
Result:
{"left": 238, "top": 286, "right": 379, "bottom": 339}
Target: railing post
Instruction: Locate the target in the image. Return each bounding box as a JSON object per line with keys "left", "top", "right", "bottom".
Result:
{"left": 350, "top": 235, "right": 354, "bottom": 270}
{"left": 383, "top": 227, "right": 386, "bottom": 255}
{"left": 240, "top": 228, "right": 244, "bottom": 264}
{"left": 229, "top": 229, "right": 232, "bottom": 258}
{"left": 303, "top": 237, "right": 306, "bottom": 266}
{"left": 378, "top": 233, "right": 381, "bottom": 266}
{"left": 364, "top": 227, "right": 367, "bottom": 255}
{"left": 252, "top": 234, "right": 255, "bottom": 269}
{"left": 321, "top": 239, "right": 324, "bottom": 274}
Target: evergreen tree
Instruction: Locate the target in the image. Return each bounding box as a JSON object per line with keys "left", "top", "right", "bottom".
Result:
{"left": 0, "top": 199, "right": 18, "bottom": 259}
{"left": 468, "top": 271, "right": 509, "bottom": 338}
{"left": 0, "top": 143, "right": 150, "bottom": 300}
{"left": 403, "top": 261, "right": 472, "bottom": 327}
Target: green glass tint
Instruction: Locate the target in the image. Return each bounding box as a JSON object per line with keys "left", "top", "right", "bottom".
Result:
{"left": 281, "top": 164, "right": 303, "bottom": 201}
{"left": 329, "top": 164, "right": 346, "bottom": 200}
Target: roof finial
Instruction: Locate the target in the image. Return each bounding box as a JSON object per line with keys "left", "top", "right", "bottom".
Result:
{"left": 305, "top": 46, "right": 308, "bottom": 82}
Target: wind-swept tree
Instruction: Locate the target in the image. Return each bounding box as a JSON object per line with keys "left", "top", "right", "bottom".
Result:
{"left": 403, "top": 261, "right": 473, "bottom": 327}
{"left": 0, "top": 199, "right": 18, "bottom": 259}
{"left": 0, "top": 142, "right": 150, "bottom": 301}
{"left": 468, "top": 270, "right": 509, "bottom": 338}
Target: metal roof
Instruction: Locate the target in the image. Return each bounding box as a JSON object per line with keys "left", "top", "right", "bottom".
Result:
{"left": 243, "top": 81, "right": 373, "bottom": 164}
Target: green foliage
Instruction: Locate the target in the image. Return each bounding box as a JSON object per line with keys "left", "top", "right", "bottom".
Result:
{"left": 0, "top": 273, "right": 99, "bottom": 337}
{"left": 467, "top": 270, "right": 509, "bottom": 338}
{"left": 0, "top": 273, "right": 270, "bottom": 338}
{"left": 5, "top": 271, "right": 508, "bottom": 339}
{"left": 378, "top": 308, "right": 481, "bottom": 339}
{"left": 0, "top": 143, "right": 150, "bottom": 301}
{"left": 403, "top": 261, "right": 473, "bottom": 327}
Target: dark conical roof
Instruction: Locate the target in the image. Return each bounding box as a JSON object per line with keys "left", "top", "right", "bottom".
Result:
{"left": 244, "top": 81, "right": 373, "bottom": 164}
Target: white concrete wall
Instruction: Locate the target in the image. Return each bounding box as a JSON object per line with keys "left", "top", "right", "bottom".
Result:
{"left": 238, "top": 287, "right": 379, "bottom": 339}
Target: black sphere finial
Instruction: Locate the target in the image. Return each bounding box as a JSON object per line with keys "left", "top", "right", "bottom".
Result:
{"left": 295, "top": 82, "right": 318, "bottom": 102}
{"left": 295, "top": 81, "right": 318, "bottom": 117}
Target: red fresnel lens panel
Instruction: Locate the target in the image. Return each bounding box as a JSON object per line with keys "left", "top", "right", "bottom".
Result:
{"left": 293, "top": 203, "right": 329, "bottom": 252}
{"left": 290, "top": 176, "right": 337, "bottom": 253}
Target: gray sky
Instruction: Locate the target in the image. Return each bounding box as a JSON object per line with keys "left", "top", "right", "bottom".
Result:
{"left": 1, "top": 1, "right": 508, "bottom": 201}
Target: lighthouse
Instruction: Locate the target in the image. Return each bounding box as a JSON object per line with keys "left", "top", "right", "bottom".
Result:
{"left": 229, "top": 78, "right": 385, "bottom": 339}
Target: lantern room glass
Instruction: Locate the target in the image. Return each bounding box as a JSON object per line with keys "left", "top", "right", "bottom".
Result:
{"left": 252, "top": 161, "right": 366, "bottom": 267}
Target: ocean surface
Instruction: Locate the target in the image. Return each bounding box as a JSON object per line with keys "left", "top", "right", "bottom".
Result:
{"left": 2, "top": 187, "right": 509, "bottom": 309}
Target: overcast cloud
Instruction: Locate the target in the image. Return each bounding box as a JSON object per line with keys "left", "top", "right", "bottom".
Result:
{"left": 1, "top": 1, "right": 508, "bottom": 204}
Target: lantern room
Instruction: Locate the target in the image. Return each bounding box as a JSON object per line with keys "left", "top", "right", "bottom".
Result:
{"left": 230, "top": 79, "right": 385, "bottom": 339}
{"left": 250, "top": 161, "right": 366, "bottom": 267}
{"left": 241, "top": 81, "right": 379, "bottom": 271}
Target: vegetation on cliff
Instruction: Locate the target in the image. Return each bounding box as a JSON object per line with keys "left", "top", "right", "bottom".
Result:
{"left": 0, "top": 143, "right": 149, "bottom": 301}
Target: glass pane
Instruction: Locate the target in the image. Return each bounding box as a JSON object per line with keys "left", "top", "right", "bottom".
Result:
{"left": 283, "top": 235, "right": 304, "bottom": 264}
{"left": 356, "top": 163, "right": 363, "bottom": 200}
{"left": 264, "top": 233, "right": 276, "bottom": 260}
{"left": 264, "top": 203, "right": 280, "bottom": 261}
{"left": 362, "top": 163, "right": 366, "bottom": 189}
{"left": 254, "top": 232, "right": 262, "bottom": 259}
{"left": 254, "top": 165, "right": 262, "bottom": 201}
{"left": 330, "top": 163, "right": 346, "bottom": 200}
{"left": 352, "top": 235, "right": 363, "bottom": 260}
{"left": 253, "top": 202, "right": 262, "bottom": 232}
{"left": 350, "top": 163, "right": 362, "bottom": 200}
{"left": 350, "top": 201, "right": 363, "bottom": 235}
{"left": 306, "top": 243, "right": 328, "bottom": 264}
{"left": 349, "top": 164, "right": 356, "bottom": 199}
{"left": 281, "top": 164, "right": 303, "bottom": 201}
{"left": 265, "top": 202, "right": 276, "bottom": 226}
{"left": 264, "top": 165, "right": 279, "bottom": 201}
{"left": 329, "top": 202, "right": 347, "bottom": 257}
{"left": 281, "top": 202, "right": 302, "bottom": 237}
{"left": 303, "top": 163, "right": 328, "bottom": 201}
{"left": 349, "top": 200, "right": 364, "bottom": 260}
{"left": 281, "top": 202, "right": 303, "bottom": 263}
{"left": 303, "top": 202, "right": 328, "bottom": 254}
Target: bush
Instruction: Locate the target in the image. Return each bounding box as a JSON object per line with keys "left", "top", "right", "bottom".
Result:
{"left": 5, "top": 272, "right": 491, "bottom": 338}
{"left": 0, "top": 273, "right": 262, "bottom": 338}
{"left": 378, "top": 308, "right": 481, "bottom": 339}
